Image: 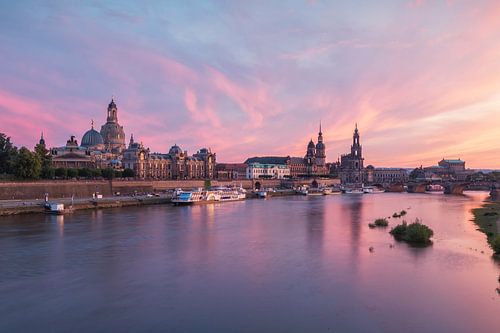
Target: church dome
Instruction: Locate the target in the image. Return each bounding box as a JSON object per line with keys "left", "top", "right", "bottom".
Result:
{"left": 81, "top": 127, "right": 104, "bottom": 148}
{"left": 169, "top": 144, "right": 183, "bottom": 155}
{"left": 307, "top": 140, "right": 315, "bottom": 149}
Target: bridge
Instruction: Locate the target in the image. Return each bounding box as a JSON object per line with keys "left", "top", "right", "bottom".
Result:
{"left": 406, "top": 180, "right": 470, "bottom": 194}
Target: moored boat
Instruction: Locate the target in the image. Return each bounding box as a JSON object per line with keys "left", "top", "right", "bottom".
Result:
{"left": 363, "top": 186, "right": 385, "bottom": 194}
{"left": 172, "top": 186, "right": 246, "bottom": 205}
{"left": 44, "top": 203, "right": 73, "bottom": 215}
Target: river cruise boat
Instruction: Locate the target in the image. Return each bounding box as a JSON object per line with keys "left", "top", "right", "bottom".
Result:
{"left": 172, "top": 186, "right": 246, "bottom": 205}
{"left": 363, "top": 186, "right": 385, "bottom": 194}
{"left": 341, "top": 187, "right": 364, "bottom": 194}
{"left": 426, "top": 184, "right": 444, "bottom": 192}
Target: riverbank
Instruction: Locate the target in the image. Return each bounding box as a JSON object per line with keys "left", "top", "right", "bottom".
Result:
{"left": 0, "top": 195, "right": 173, "bottom": 216}
{"left": 472, "top": 200, "right": 500, "bottom": 256}
{"left": 0, "top": 189, "right": 300, "bottom": 216}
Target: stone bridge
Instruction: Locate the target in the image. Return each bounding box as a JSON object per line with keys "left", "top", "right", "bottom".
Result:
{"left": 406, "top": 181, "right": 470, "bottom": 195}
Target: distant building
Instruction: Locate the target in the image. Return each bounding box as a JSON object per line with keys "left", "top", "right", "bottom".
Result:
{"left": 51, "top": 136, "right": 95, "bottom": 169}
{"left": 339, "top": 124, "right": 364, "bottom": 186}
{"left": 365, "top": 166, "right": 409, "bottom": 184}
{"left": 122, "top": 135, "right": 216, "bottom": 180}
{"left": 243, "top": 123, "right": 329, "bottom": 178}
{"left": 421, "top": 158, "right": 473, "bottom": 181}
{"left": 246, "top": 162, "right": 290, "bottom": 179}
{"left": 216, "top": 163, "right": 248, "bottom": 180}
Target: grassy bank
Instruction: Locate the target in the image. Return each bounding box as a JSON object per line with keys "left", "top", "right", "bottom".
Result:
{"left": 472, "top": 201, "right": 500, "bottom": 256}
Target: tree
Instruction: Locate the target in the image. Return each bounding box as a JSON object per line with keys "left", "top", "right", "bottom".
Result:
{"left": 123, "top": 168, "right": 135, "bottom": 178}
{"left": 91, "top": 168, "right": 102, "bottom": 178}
{"left": 78, "top": 168, "right": 92, "bottom": 178}
{"left": 0, "top": 133, "right": 18, "bottom": 174}
{"left": 34, "top": 142, "right": 52, "bottom": 179}
{"left": 55, "top": 168, "right": 67, "bottom": 178}
{"left": 67, "top": 168, "right": 78, "bottom": 178}
{"left": 12, "top": 147, "right": 41, "bottom": 179}
{"left": 102, "top": 168, "right": 115, "bottom": 180}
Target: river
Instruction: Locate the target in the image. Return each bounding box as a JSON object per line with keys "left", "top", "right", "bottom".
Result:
{"left": 0, "top": 192, "right": 499, "bottom": 332}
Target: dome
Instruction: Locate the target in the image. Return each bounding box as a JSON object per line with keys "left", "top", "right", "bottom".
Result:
{"left": 81, "top": 128, "right": 104, "bottom": 148}
{"left": 169, "top": 144, "right": 183, "bottom": 155}
{"left": 307, "top": 140, "right": 315, "bottom": 149}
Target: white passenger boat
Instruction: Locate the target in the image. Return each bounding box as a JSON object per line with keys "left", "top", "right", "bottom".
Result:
{"left": 172, "top": 186, "right": 246, "bottom": 205}
{"left": 342, "top": 188, "right": 364, "bottom": 194}
{"left": 363, "top": 186, "right": 385, "bottom": 194}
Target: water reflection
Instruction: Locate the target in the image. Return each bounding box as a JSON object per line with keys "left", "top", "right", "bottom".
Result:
{"left": 0, "top": 193, "right": 499, "bottom": 333}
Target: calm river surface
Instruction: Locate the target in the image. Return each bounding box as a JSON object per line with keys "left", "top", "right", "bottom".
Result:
{"left": 1, "top": 192, "right": 499, "bottom": 332}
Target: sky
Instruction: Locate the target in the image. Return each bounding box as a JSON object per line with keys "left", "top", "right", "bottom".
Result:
{"left": 1, "top": 0, "right": 500, "bottom": 168}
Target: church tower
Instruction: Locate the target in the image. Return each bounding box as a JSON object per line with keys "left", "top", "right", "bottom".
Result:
{"left": 100, "top": 98, "right": 126, "bottom": 153}
{"left": 315, "top": 122, "right": 326, "bottom": 167}
{"left": 351, "top": 123, "right": 362, "bottom": 158}
{"left": 39, "top": 132, "right": 46, "bottom": 148}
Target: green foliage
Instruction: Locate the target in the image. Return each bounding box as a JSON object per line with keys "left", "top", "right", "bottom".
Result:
{"left": 114, "top": 170, "right": 123, "bottom": 178}
{"left": 101, "top": 168, "right": 115, "bottom": 180}
{"left": 55, "top": 168, "right": 67, "bottom": 178}
{"left": 204, "top": 179, "right": 212, "bottom": 189}
{"left": 91, "top": 168, "right": 102, "bottom": 178}
{"left": 41, "top": 167, "right": 55, "bottom": 179}
{"left": 390, "top": 219, "right": 433, "bottom": 244}
{"left": 491, "top": 235, "right": 500, "bottom": 254}
{"left": 34, "top": 143, "right": 52, "bottom": 179}
{"left": 0, "top": 133, "right": 18, "bottom": 174}
{"left": 67, "top": 168, "right": 78, "bottom": 178}
{"left": 123, "top": 168, "right": 135, "bottom": 178}
{"left": 390, "top": 221, "right": 408, "bottom": 238}
{"left": 12, "top": 147, "right": 41, "bottom": 179}
{"left": 374, "top": 218, "right": 389, "bottom": 227}
{"left": 77, "top": 168, "right": 91, "bottom": 178}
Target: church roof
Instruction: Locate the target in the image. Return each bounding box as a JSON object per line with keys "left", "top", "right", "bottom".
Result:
{"left": 81, "top": 128, "right": 104, "bottom": 147}
{"left": 244, "top": 156, "right": 289, "bottom": 165}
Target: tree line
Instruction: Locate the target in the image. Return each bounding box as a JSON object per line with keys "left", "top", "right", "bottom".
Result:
{"left": 0, "top": 133, "right": 134, "bottom": 180}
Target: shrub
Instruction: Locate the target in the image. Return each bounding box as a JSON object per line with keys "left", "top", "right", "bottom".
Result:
{"left": 55, "top": 167, "right": 67, "bottom": 178}
{"left": 491, "top": 235, "right": 500, "bottom": 254}
{"left": 122, "top": 168, "right": 135, "bottom": 178}
{"left": 66, "top": 168, "right": 78, "bottom": 178}
{"left": 374, "top": 218, "right": 389, "bottom": 227}
{"left": 78, "top": 168, "right": 91, "bottom": 178}
{"left": 390, "top": 219, "right": 433, "bottom": 244}
{"left": 390, "top": 221, "right": 408, "bottom": 238}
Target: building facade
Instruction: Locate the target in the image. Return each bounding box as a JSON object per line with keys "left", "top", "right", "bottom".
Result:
{"left": 243, "top": 123, "right": 329, "bottom": 178}
{"left": 339, "top": 124, "right": 364, "bottom": 185}
{"left": 122, "top": 136, "right": 216, "bottom": 180}
{"left": 246, "top": 162, "right": 291, "bottom": 179}
{"left": 365, "top": 166, "right": 409, "bottom": 184}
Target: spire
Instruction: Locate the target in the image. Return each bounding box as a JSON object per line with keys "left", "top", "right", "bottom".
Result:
{"left": 319, "top": 120, "right": 322, "bottom": 135}
{"left": 91, "top": 119, "right": 94, "bottom": 129}
{"left": 39, "top": 132, "right": 46, "bottom": 146}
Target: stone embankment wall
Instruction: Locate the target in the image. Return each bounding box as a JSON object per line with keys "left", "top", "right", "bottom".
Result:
{"left": 0, "top": 179, "right": 340, "bottom": 200}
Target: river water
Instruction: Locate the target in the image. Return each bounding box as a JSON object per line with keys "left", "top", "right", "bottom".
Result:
{"left": 0, "top": 192, "right": 499, "bottom": 332}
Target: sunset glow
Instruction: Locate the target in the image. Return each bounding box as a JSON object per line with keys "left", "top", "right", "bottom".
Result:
{"left": 1, "top": 1, "right": 500, "bottom": 168}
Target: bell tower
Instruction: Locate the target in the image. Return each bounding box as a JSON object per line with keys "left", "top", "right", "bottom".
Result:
{"left": 351, "top": 123, "right": 362, "bottom": 158}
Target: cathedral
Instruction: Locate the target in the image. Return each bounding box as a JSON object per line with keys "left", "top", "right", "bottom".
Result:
{"left": 339, "top": 124, "right": 364, "bottom": 185}
{"left": 50, "top": 99, "right": 216, "bottom": 179}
